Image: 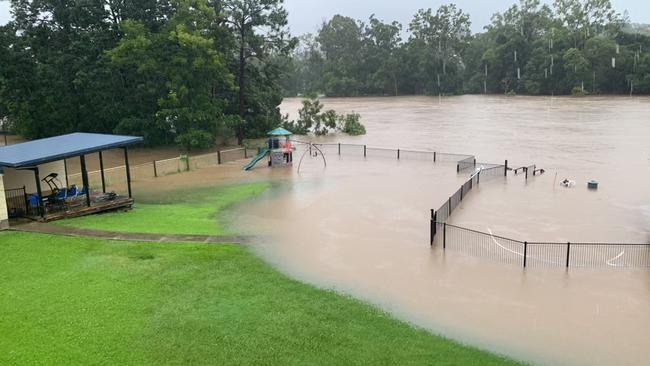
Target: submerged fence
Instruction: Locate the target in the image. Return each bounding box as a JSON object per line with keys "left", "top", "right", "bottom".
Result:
{"left": 312, "top": 142, "right": 477, "bottom": 164}
{"left": 432, "top": 222, "right": 650, "bottom": 269}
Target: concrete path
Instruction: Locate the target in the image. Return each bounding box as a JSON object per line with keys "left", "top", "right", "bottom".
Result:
{"left": 11, "top": 222, "right": 252, "bottom": 244}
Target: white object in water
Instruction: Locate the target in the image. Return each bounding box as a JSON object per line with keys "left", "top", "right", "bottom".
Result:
{"left": 560, "top": 179, "right": 576, "bottom": 188}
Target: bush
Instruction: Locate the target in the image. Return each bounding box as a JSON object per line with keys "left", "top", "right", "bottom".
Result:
{"left": 175, "top": 129, "right": 215, "bottom": 151}
{"left": 338, "top": 113, "right": 366, "bottom": 136}
{"left": 571, "top": 86, "right": 589, "bottom": 96}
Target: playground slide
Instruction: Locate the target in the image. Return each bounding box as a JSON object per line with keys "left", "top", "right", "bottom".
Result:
{"left": 243, "top": 148, "right": 269, "bottom": 171}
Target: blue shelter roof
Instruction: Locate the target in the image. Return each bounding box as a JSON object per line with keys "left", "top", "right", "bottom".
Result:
{"left": 267, "top": 128, "right": 293, "bottom": 136}
{"left": 0, "top": 132, "right": 143, "bottom": 168}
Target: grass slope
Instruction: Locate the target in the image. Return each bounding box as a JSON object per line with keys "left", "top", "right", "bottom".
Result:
{"left": 55, "top": 183, "right": 269, "bottom": 236}
{"left": 0, "top": 232, "right": 523, "bottom": 365}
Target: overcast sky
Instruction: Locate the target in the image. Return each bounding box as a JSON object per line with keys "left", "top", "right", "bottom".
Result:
{"left": 0, "top": 0, "right": 648, "bottom": 34}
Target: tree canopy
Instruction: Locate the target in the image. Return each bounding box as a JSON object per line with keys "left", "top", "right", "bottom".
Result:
{"left": 283, "top": 0, "right": 650, "bottom": 97}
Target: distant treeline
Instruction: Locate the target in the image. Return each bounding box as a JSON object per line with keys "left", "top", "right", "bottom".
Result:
{"left": 282, "top": 0, "right": 650, "bottom": 97}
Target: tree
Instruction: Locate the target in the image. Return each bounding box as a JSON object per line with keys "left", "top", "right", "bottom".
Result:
{"left": 408, "top": 4, "right": 472, "bottom": 95}
{"left": 317, "top": 15, "right": 365, "bottom": 96}
{"left": 108, "top": 0, "right": 235, "bottom": 147}
{"left": 220, "top": 0, "right": 296, "bottom": 144}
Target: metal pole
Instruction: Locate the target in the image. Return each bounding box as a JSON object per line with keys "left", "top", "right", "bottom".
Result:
{"left": 523, "top": 241, "right": 528, "bottom": 268}
{"left": 448, "top": 197, "right": 452, "bottom": 217}
{"left": 566, "top": 242, "right": 571, "bottom": 268}
{"left": 504, "top": 160, "right": 508, "bottom": 176}
{"left": 338, "top": 143, "right": 341, "bottom": 155}
{"left": 33, "top": 168, "right": 44, "bottom": 218}
{"left": 443, "top": 223, "right": 447, "bottom": 249}
{"left": 430, "top": 209, "right": 435, "bottom": 246}
{"left": 123, "top": 148, "right": 132, "bottom": 199}
{"left": 433, "top": 152, "right": 437, "bottom": 163}
{"left": 397, "top": 149, "right": 400, "bottom": 160}
{"left": 364, "top": 145, "right": 367, "bottom": 157}
{"left": 80, "top": 155, "right": 91, "bottom": 207}
{"left": 63, "top": 159, "right": 69, "bottom": 188}
{"left": 99, "top": 151, "right": 106, "bottom": 193}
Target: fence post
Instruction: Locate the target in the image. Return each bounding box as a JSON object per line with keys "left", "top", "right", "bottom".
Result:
{"left": 566, "top": 242, "right": 571, "bottom": 268}
{"left": 473, "top": 158, "right": 476, "bottom": 168}
{"left": 364, "top": 145, "right": 367, "bottom": 157}
{"left": 523, "top": 241, "right": 528, "bottom": 268}
{"left": 430, "top": 209, "right": 435, "bottom": 246}
{"left": 338, "top": 143, "right": 341, "bottom": 155}
{"left": 525, "top": 167, "right": 529, "bottom": 180}
{"left": 244, "top": 148, "right": 248, "bottom": 159}
{"left": 443, "top": 223, "right": 447, "bottom": 249}
{"left": 217, "top": 151, "right": 222, "bottom": 165}
{"left": 397, "top": 149, "right": 400, "bottom": 160}
{"left": 477, "top": 171, "right": 481, "bottom": 185}
{"left": 153, "top": 160, "right": 158, "bottom": 178}
{"left": 448, "top": 197, "right": 452, "bottom": 217}
{"left": 504, "top": 160, "right": 508, "bottom": 176}
{"left": 457, "top": 164, "right": 460, "bottom": 173}
{"left": 433, "top": 152, "right": 437, "bottom": 163}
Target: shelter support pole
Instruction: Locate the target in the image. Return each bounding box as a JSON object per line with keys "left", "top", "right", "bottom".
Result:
{"left": 80, "top": 155, "right": 91, "bottom": 208}
{"left": 33, "top": 168, "right": 44, "bottom": 218}
{"left": 63, "top": 159, "right": 69, "bottom": 188}
{"left": 99, "top": 151, "right": 106, "bottom": 193}
{"left": 123, "top": 147, "right": 132, "bottom": 199}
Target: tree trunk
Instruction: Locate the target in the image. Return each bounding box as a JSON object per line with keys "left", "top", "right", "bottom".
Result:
{"left": 237, "top": 18, "right": 246, "bottom": 145}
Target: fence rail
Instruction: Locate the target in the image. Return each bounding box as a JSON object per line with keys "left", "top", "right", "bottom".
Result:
{"left": 433, "top": 222, "right": 650, "bottom": 269}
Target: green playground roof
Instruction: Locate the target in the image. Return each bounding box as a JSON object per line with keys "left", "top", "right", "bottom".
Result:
{"left": 267, "top": 127, "right": 293, "bottom": 136}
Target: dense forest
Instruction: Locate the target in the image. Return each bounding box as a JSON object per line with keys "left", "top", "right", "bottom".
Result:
{"left": 283, "top": 0, "right": 650, "bottom": 98}
{"left": 0, "top": 0, "right": 649, "bottom": 147}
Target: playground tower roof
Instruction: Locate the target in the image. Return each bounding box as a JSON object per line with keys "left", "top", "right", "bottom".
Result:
{"left": 267, "top": 128, "right": 293, "bottom": 136}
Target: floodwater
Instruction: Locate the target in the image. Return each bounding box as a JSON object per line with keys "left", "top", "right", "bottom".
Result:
{"left": 229, "top": 95, "right": 650, "bottom": 366}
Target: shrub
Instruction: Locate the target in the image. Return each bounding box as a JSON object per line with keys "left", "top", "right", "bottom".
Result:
{"left": 175, "top": 129, "right": 215, "bottom": 151}
{"left": 338, "top": 113, "right": 366, "bottom": 136}
{"left": 571, "top": 86, "right": 589, "bottom": 96}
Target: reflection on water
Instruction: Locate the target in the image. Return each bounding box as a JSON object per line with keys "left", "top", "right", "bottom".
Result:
{"left": 232, "top": 95, "right": 650, "bottom": 366}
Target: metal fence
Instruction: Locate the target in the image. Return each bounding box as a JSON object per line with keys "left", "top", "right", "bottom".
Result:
{"left": 4, "top": 187, "right": 29, "bottom": 218}
{"left": 432, "top": 223, "right": 650, "bottom": 269}
{"left": 312, "top": 143, "right": 476, "bottom": 165}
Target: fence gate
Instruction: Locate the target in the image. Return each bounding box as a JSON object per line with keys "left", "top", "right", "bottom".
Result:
{"left": 4, "top": 187, "right": 29, "bottom": 218}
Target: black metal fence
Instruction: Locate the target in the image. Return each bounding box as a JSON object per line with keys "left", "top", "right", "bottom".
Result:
{"left": 4, "top": 187, "right": 29, "bottom": 218}
{"left": 432, "top": 222, "right": 650, "bottom": 269}
{"left": 312, "top": 143, "right": 476, "bottom": 165}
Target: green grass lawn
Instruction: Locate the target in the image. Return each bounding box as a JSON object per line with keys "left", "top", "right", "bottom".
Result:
{"left": 0, "top": 232, "right": 523, "bottom": 365}
{"left": 54, "top": 183, "right": 269, "bottom": 236}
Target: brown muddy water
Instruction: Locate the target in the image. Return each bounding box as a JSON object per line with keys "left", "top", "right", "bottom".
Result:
{"left": 228, "top": 95, "right": 650, "bottom": 366}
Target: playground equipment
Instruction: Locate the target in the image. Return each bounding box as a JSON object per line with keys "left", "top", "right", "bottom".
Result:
{"left": 243, "top": 128, "right": 295, "bottom": 171}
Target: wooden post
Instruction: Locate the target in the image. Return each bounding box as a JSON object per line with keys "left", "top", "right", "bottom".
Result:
{"left": 153, "top": 160, "right": 158, "bottom": 178}
{"left": 217, "top": 151, "right": 222, "bottom": 165}
{"left": 123, "top": 148, "right": 132, "bottom": 199}
{"left": 523, "top": 241, "right": 528, "bottom": 268}
{"left": 504, "top": 160, "right": 509, "bottom": 176}
{"left": 99, "top": 151, "right": 106, "bottom": 193}
{"left": 566, "top": 242, "right": 571, "bottom": 268}
{"left": 80, "top": 155, "right": 91, "bottom": 207}
{"left": 244, "top": 148, "right": 248, "bottom": 159}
